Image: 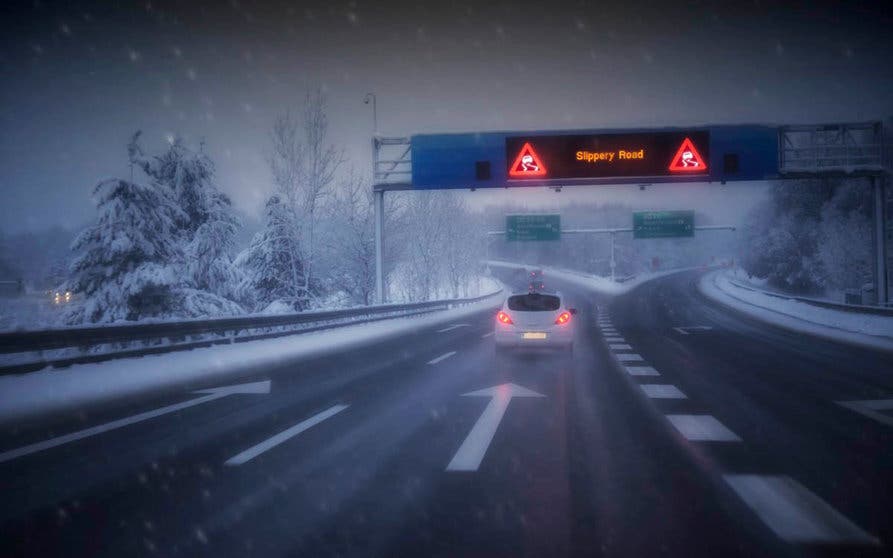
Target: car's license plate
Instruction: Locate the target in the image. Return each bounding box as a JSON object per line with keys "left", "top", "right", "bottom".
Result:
{"left": 523, "top": 332, "right": 547, "bottom": 339}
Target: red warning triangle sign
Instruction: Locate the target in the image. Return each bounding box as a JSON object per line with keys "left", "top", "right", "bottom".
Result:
{"left": 668, "top": 137, "right": 707, "bottom": 172}
{"left": 509, "top": 142, "right": 548, "bottom": 178}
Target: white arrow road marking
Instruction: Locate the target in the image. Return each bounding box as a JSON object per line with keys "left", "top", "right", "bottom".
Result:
{"left": 672, "top": 326, "right": 714, "bottom": 335}
{"left": 836, "top": 399, "right": 893, "bottom": 427}
{"left": 225, "top": 404, "right": 349, "bottom": 466}
{"left": 446, "top": 383, "right": 545, "bottom": 472}
{"left": 724, "top": 475, "right": 879, "bottom": 544}
{"left": 428, "top": 351, "right": 457, "bottom": 365}
{"left": 0, "top": 380, "right": 271, "bottom": 464}
{"left": 437, "top": 324, "right": 470, "bottom": 333}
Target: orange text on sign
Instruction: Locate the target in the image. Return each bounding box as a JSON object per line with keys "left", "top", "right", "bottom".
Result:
{"left": 576, "top": 149, "right": 645, "bottom": 163}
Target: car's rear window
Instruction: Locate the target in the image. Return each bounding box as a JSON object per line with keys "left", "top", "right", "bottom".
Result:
{"left": 507, "top": 294, "right": 560, "bottom": 311}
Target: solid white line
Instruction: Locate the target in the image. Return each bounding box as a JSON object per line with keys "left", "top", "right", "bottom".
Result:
{"left": 609, "top": 343, "right": 632, "bottom": 350}
{"left": 427, "top": 351, "right": 457, "bottom": 365}
{"left": 437, "top": 324, "right": 470, "bottom": 333}
{"left": 640, "top": 384, "right": 687, "bottom": 399}
{"left": 724, "top": 475, "right": 879, "bottom": 544}
{"left": 225, "top": 404, "right": 349, "bottom": 466}
{"left": 625, "top": 366, "right": 660, "bottom": 376}
{"left": 666, "top": 414, "right": 741, "bottom": 442}
{"left": 0, "top": 380, "right": 272, "bottom": 464}
{"left": 615, "top": 353, "right": 643, "bottom": 362}
{"left": 481, "top": 331, "right": 495, "bottom": 338}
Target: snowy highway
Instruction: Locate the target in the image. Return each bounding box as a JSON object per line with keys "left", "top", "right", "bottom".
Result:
{"left": 1, "top": 269, "right": 892, "bottom": 557}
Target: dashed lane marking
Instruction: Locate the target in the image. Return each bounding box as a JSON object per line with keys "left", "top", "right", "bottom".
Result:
{"left": 836, "top": 399, "right": 893, "bottom": 428}
{"left": 428, "top": 351, "right": 458, "bottom": 365}
{"left": 615, "top": 353, "right": 644, "bottom": 363}
{"left": 481, "top": 331, "right": 495, "bottom": 338}
{"left": 724, "top": 475, "right": 879, "bottom": 545}
{"left": 666, "top": 414, "right": 742, "bottom": 442}
{"left": 640, "top": 384, "right": 687, "bottom": 399}
{"left": 672, "top": 326, "right": 714, "bottom": 335}
{"left": 225, "top": 404, "right": 349, "bottom": 466}
{"left": 625, "top": 366, "right": 660, "bottom": 376}
{"left": 437, "top": 324, "right": 470, "bottom": 333}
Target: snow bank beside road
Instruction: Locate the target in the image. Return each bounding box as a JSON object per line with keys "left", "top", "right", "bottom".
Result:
{"left": 699, "top": 270, "right": 893, "bottom": 352}
{"left": 485, "top": 260, "right": 700, "bottom": 296}
{"left": 0, "top": 289, "right": 503, "bottom": 424}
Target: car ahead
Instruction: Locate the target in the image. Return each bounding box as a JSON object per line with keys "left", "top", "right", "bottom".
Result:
{"left": 494, "top": 291, "right": 576, "bottom": 352}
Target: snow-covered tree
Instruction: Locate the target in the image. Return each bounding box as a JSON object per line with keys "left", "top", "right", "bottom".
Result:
{"left": 66, "top": 179, "right": 186, "bottom": 323}
{"left": 236, "top": 195, "right": 308, "bottom": 311}
{"left": 128, "top": 132, "right": 245, "bottom": 310}
{"left": 267, "top": 89, "right": 344, "bottom": 304}
{"left": 324, "top": 171, "right": 376, "bottom": 305}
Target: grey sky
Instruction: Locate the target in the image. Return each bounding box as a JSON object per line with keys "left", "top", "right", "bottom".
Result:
{"left": 1, "top": 0, "right": 891, "bottom": 233}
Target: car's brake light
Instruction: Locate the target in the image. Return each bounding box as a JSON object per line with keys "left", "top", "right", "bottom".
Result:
{"left": 555, "top": 311, "right": 571, "bottom": 325}
{"left": 496, "top": 311, "right": 513, "bottom": 325}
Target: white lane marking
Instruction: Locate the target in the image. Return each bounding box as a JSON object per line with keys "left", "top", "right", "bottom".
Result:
{"left": 481, "top": 331, "right": 495, "bottom": 338}
{"left": 609, "top": 343, "right": 632, "bottom": 350}
{"left": 427, "top": 351, "right": 457, "bottom": 365}
{"left": 225, "top": 404, "right": 349, "bottom": 466}
{"left": 724, "top": 475, "right": 879, "bottom": 545}
{"left": 605, "top": 337, "right": 625, "bottom": 343}
{"left": 640, "top": 384, "right": 687, "bottom": 399}
{"left": 626, "top": 366, "right": 660, "bottom": 376}
{"left": 615, "top": 353, "right": 644, "bottom": 363}
{"left": 437, "top": 324, "right": 470, "bottom": 333}
{"left": 672, "top": 326, "right": 714, "bottom": 335}
{"left": 446, "top": 383, "right": 544, "bottom": 472}
{"left": 0, "top": 380, "right": 272, "bottom": 464}
{"left": 666, "top": 414, "right": 742, "bottom": 442}
{"left": 601, "top": 328, "right": 618, "bottom": 333}
{"left": 837, "top": 399, "right": 893, "bottom": 427}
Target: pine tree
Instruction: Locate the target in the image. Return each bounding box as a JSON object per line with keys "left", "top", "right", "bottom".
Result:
{"left": 128, "top": 132, "right": 245, "bottom": 312}
{"left": 66, "top": 178, "right": 186, "bottom": 323}
{"left": 236, "top": 195, "right": 308, "bottom": 311}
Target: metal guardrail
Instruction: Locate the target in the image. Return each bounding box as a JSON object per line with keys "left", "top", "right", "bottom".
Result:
{"left": 0, "top": 290, "right": 503, "bottom": 374}
{"left": 726, "top": 277, "right": 893, "bottom": 316}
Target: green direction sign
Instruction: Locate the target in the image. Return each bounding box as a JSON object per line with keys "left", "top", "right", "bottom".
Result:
{"left": 633, "top": 210, "right": 694, "bottom": 239}
{"left": 506, "top": 214, "right": 561, "bottom": 241}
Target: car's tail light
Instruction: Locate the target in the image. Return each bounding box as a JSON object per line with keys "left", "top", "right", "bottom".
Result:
{"left": 496, "top": 311, "right": 513, "bottom": 325}
{"left": 555, "top": 311, "right": 572, "bottom": 325}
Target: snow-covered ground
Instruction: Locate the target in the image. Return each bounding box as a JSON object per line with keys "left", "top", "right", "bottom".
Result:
{"left": 485, "top": 260, "right": 702, "bottom": 296}
{"left": 0, "top": 286, "right": 504, "bottom": 424}
{"left": 699, "top": 270, "right": 893, "bottom": 352}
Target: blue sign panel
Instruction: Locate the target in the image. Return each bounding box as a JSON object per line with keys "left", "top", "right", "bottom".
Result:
{"left": 410, "top": 125, "right": 780, "bottom": 189}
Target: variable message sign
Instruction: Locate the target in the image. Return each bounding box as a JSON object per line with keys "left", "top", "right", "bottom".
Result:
{"left": 633, "top": 210, "right": 695, "bottom": 239}
{"left": 506, "top": 214, "right": 560, "bottom": 241}
{"left": 506, "top": 132, "right": 709, "bottom": 181}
